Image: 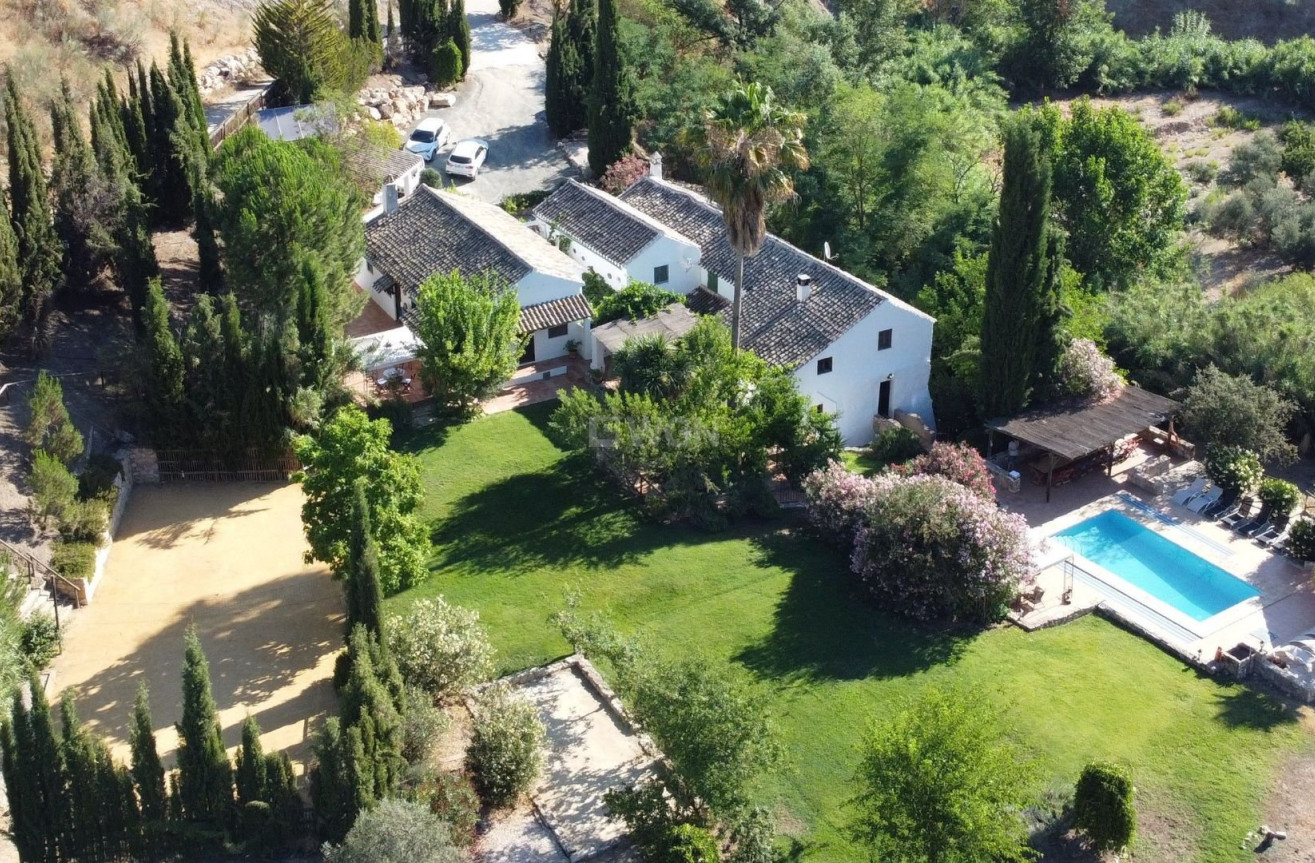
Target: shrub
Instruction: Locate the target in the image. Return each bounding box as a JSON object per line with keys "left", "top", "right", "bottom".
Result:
{"left": 1258, "top": 478, "right": 1301, "bottom": 516}
{"left": 418, "top": 772, "right": 480, "bottom": 847}
{"left": 432, "top": 40, "right": 462, "bottom": 88}
{"left": 1162, "top": 98, "right": 1183, "bottom": 116}
{"left": 850, "top": 475, "right": 1032, "bottom": 623}
{"left": 1287, "top": 518, "right": 1315, "bottom": 562}
{"left": 801, "top": 462, "right": 888, "bottom": 547}
{"left": 500, "top": 190, "right": 550, "bottom": 217}
{"left": 727, "top": 807, "right": 779, "bottom": 863}
{"left": 29, "top": 450, "right": 77, "bottom": 527}
{"left": 904, "top": 442, "right": 995, "bottom": 499}
{"left": 59, "top": 497, "right": 109, "bottom": 543}
{"left": 401, "top": 685, "right": 450, "bottom": 764}
{"left": 420, "top": 168, "right": 443, "bottom": 188}
{"left": 50, "top": 541, "right": 96, "bottom": 581}
{"left": 869, "top": 426, "right": 924, "bottom": 466}
{"left": 77, "top": 454, "right": 123, "bottom": 501}
{"left": 1073, "top": 761, "right": 1136, "bottom": 852}
{"left": 582, "top": 270, "right": 612, "bottom": 306}
{"left": 1184, "top": 161, "right": 1218, "bottom": 185}
{"left": 498, "top": 0, "right": 521, "bottom": 18}
{"left": 593, "top": 281, "right": 684, "bottom": 325}
{"left": 323, "top": 798, "right": 460, "bottom": 863}
{"left": 386, "top": 597, "right": 495, "bottom": 698}
{"left": 465, "top": 684, "right": 545, "bottom": 807}
{"left": 600, "top": 153, "right": 650, "bottom": 195}
{"left": 1057, "top": 338, "right": 1121, "bottom": 401}
{"left": 1212, "top": 105, "right": 1259, "bottom": 131}
{"left": 19, "top": 614, "right": 59, "bottom": 670}
{"left": 665, "top": 824, "right": 721, "bottom": 862}
{"left": 1204, "top": 445, "right": 1264, "bottom": 493}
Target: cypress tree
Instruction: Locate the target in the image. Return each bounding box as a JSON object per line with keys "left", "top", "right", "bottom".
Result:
{"left": 447, "top": 0, "right": 470, "bottom": 76}
{"left": 130, "top": 683, "right": 168, "bottom": 826}
{"left": 50, "top": 79, "right": 118, "bottom": 292}
{"left": 978, "top": 113, "right": 1055, "bottom": 419}
{"left": 150, "top": 63, "right": 199, "bottom": 225}
{"left": 565, "top": 0, "right": 594, "bottom": 133}
{"left": 340, "top": 625, "right": 404, "bottom": 800}
{"left": 171, "top": 34, "right": 209, "bottom": 147}
{"left": 545, "top": 12, "right": 569, "bottom": 137}
{"left": 0, "top": 205, "right": 21, "bottom": 343}
{"left": 0, "top": 676, "right": 65, "bottom": 863}
{"left": 4, "top": 70, "right": 64, "bottom": 347}
{"left": 587, "top": 0, "right": 635, "bottom": 176}
{"left": 120, "top": 79, "right": 153, "bottom": 195}
{"left": 194, "top": 192, "right": 224, "bottom": 294}
{"left": 133, "top": 61, "right": 159, "bottom": 205}
{"left": 345, "top": 479, "right": 385, "bottom": 637}
{"left": 218, "top": 292, "right": 248, "bottom": 445}
{"left": 176, "top": 626, "right": 234, "bottom": 827}
{"left": 309, "top": 717, "right": 355, "bottom": 842}
{"left": 398, "top": 0, "right": 414, "bottom": 40}
{"left": 142, "top": 280, "right": 186, "bottom": 431}
{"left": 294, "top": 257, "right": 330, "bottom": 391}
{"left": 349, "top": 0, "right": 380, "bottom": 44}
{"left": 60, "top": 694, "right": 131, "bottom": 860}
{"left": 234, "top": 715, "right": 268, "bottom": 806}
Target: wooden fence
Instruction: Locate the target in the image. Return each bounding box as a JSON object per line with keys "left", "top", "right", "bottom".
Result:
{"left": 208, "top": 85, "right": 271, "bottom": 149}
{"left": 156, "top": 448, "right": 300, "bottom": 483}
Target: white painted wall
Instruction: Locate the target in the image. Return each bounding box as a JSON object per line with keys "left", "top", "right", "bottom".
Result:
{"left": 515, "top": 271, "right": 585, "bottom": 308}
{"left": 625, "top": 237, "right": 702, "bottom": 293}
{"left": 525, "top": 318, "right": 591, "bottom": 363}
{"left": 355, "top": 258, "right": 399, "bottom": 319}
{"left": 791, "top": 301, "right": 935, "bottom": 446}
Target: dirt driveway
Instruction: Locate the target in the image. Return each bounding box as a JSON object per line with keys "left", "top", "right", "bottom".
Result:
{"left": 49, "top": 483, "right": 342, "bottom": 774}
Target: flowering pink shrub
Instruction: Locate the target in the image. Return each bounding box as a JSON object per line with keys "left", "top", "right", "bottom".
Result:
{"left": 1058, "top": 338, "right": 1123, "bottom": 402}
{"left": 802, "top": 461, "right": 894, "bottom": 546}
{"left": 600, "top": 154, "right": 650, "bottom": 195}
{"left": 904, "top": 442, "right": 995, "bottom": 499}
{"left": 850, "top": 475, "right": 1032, "bottom": 624}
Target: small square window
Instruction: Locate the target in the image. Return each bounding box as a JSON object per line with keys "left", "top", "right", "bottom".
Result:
{"left": 817, "top": 357, "right": 833, "bottom": 375}
{"left": 814, "top": 404, "right": 825, "bottom": 413}
{"left": 708, "top": 272, "right": 719, "bottom": 292}
{"left": 654, "top": 265, "right": 670, "bottom": 285}
{"left": 878, "top": 328, "right": 893, "bottom": 350}
{"left": 547, "top": 323, "right": 569, "bottom": 338}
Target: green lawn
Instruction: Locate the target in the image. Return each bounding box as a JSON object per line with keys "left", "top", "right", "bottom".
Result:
{"left": 391, "top": 404, "right": 1311, "bottom": 861}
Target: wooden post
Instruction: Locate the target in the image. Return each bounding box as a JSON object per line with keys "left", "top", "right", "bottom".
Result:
{"left": 1046, "top": 453, "right": 1056, "bottom": 503}
{"left": 1107, "top": 444, "right": 1114, "bottom": 477}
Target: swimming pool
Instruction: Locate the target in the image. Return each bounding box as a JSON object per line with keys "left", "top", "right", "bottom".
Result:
{"left": 1054, "top": 510, "right": 1259, "bottom": 622}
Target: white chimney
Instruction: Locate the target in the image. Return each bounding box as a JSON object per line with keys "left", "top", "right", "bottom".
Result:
{"left": 796, "top": 273, "right": 812, "bottom": 303}
{"left": 383, "top": 183, "right": 400, "bottom": 213}
{"left": 649, "top": 152, "right": 663, "bottom": 180}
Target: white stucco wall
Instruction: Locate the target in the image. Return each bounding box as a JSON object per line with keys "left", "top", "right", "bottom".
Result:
{"left": 355, "top": 259, "right": 399, "bottom": 319}
{"left": 791, "top": 301, "right": 935, "bottom": 446}
{"left": 525, "top": 318, "right": 591, "bottom": 363}
{"left": 515, "top": 271, "right": 585, "bottom": 309}
{"left": 625, "top": 237, "right": 702, "bottom": 293}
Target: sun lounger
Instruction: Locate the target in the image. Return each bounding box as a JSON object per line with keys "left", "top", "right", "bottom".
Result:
{"left": 1243, "top": 516, "right": 1275, "bottom": 537}
{"left": 1256, "top": 517, "right": 1292, "bottom": 546}
{"left": 1172, "top": 477, "right": 1208, "bottom": 505}
{"left": 1236, "top": 506, "right": 1271, "bottom": 535}
{"left": 1218, "top": 496, "right": 1254, "bottom": 526}
{"left": 1202, "top": 489, "right": 1239, "bottom": 518}
{"left": 1187, "top": 486, "right": 1223, "bottom": 513}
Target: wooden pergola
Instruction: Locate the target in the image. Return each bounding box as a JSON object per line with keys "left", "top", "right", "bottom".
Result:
{"left": 985, "top": 386, "right": 1181, "bottom": 502}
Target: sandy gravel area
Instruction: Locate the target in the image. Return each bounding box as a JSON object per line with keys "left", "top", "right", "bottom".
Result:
{"left": 48, "top": 482, "right": 343, "bottom": 774}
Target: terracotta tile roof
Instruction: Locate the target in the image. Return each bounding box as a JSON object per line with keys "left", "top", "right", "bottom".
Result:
{"left": 533, "top": 179, "right": 694, "bottom": 267}
{"left": 619, "top": 177, "right": 932, "bottom": 368}
{"left": 517, "top": 293, "right": 593, "bottom": 333}
{"left": 343, "top": 144, "right": 423, "bottom": 188}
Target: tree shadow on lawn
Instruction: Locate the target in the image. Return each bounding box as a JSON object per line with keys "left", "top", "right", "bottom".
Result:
{"left": 1212, "top": 680, "right": 1302, "bottom": 731}
{"left": 428, "top": 453, "right": 692, "bottom": 574}
{"left": 733, "top": 528, "right": 976, "bottom": 684}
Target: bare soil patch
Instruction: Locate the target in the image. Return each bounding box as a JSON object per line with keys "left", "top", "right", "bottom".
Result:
{"left": 48, "top": 483, "right": 343, "bottom": 774}
{"left": 1258, "top": 714, "right": 1315, "bottom": 861}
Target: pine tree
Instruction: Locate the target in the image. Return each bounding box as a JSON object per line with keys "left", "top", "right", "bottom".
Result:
{"left": 194, "top": 192, "right": 224, "bottom": 294}
{"left": 345, "top": 479, "right": 385, "bottom": 637}
{"left": 4, "top": 69, "right": 64, "bottom": 348}
{"left": 141, "top": 280, "right": 186, "bottom": 431}
{"left": 0, "top": 204, "right": 21, "bottom": 342}
{"left": 176, "top": 626, "right": 234, "bottom": 827}
{"left": 50, "top": 79, "right": 119, "bottom": 292}
{"left": 0, "top": 675, "right": 66, "bottom": 863}
{"left": 587, "top": 0, "right": 635, "bottom": 176}
{"left": 978, "top": 113, "right": 1056, "bottom": 419}
{"left": 130, "top": 683, "right": 168, "bottom": 826}
{"left": 447, "top": 0, "right": 470, "bottom": 76}
{"left": 234, "top": 715, "right": 268, "bottom": 806}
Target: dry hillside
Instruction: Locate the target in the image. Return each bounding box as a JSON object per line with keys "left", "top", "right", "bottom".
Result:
{"left": 1106, "top": 0, "right": 1315, "bottom": 43}
{"left": 0, "top": 0, "right": 256, "bottom": 146}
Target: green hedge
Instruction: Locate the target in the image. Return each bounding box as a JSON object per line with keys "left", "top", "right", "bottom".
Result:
{"left": 50, "top": 541, "right": 97, "bottom": 581}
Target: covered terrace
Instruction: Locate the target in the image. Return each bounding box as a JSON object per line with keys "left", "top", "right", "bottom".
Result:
{"left": 986, "top": 386, "right": 1183, "bottom": 503}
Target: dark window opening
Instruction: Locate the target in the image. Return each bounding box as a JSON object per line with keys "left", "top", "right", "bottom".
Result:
{"left": 878, "top": 328, "right": 893, "bottom": 350}
{"left": 654, "top": 265, "right": 670, "bottom": 284}
{"left": 547, "top": 323, "right": 569, "bottom": 338}
{"left": 817, "top": 357, "right": 833, "bottom": 375}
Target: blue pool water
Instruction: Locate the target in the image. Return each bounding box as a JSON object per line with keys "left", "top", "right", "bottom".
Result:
{"left": 1054, "top": 511, "right": 1259, "bottom": 622}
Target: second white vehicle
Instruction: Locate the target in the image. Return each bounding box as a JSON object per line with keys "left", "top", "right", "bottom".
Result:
{"left": 404, "top": 118, "right": 451, "bottom": 162}
{"left": 445, "top": 139, "right": 489, "bottom": 178}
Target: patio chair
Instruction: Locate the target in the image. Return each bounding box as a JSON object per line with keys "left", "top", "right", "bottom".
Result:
{"left": 1236, "top": 505, "right": 1272, "bottom": 536}
{"left": 1187, "top": 486, "right": 1223, "bottom": 513}
{"left": 1255, "top": 516, "right": 1292, "bottom": 547}
{"left": 1202, "top": 488, "right": 1239, "bottom": 519}
{"left": 1219, "top": 497, "right": 1255, "bottom": 527}
{"left": 1171, "top": 477, "right": 1208, "bottom": 505}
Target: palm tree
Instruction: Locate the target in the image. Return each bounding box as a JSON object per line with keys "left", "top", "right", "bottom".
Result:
{"left": 689, "top": 81, "right": 809, "bottom": 350}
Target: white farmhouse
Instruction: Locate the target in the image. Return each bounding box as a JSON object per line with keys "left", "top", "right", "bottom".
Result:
{"left": 531, "top": 168, "right": 936, "bottom": 445}
{"left": 357, "top": 186, "right": 592, "bottom": 364}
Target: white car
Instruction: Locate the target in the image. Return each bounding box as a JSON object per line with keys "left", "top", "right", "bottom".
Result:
{"left": 445, "top": 139, "right": 489, "bottom": 178}
{"left": 404, "top": 118, "right": 451, "bottom": 162}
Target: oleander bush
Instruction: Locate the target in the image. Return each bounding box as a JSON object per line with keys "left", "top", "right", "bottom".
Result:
{"left": 801, "top": 462, "right": 889, "bottom": 547}
{"left": 1258, "top": 478, "right": 1301, "bottom": 516}
{"left": 1057, "top": 339, "right": 1122, "bottom": 402}
{"left": 386, "top": 597, "right": 495, "bottom": 699}
{"left": 400, "top": 685, "right": 450, "bottom": 764}
{"left": 1204, "top": 445, "right": 1264, "bottom": 493}
{"left": 1287, "top": 519, "right": 1315, "bottom": 562}
{"left": 465, "top": 684, "right": 546, "bottom": 807}
{"left": 902, "top": 441, "right": 995, "bottom": 499}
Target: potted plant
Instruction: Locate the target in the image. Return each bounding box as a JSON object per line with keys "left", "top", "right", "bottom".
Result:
{"left": 1287, "top": 518, "right": 1315, "bottom": 568}
{"left": 565, "top": 339, "right": 580, "bottom": 357}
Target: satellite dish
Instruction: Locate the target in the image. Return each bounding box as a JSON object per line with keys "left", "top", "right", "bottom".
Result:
{"left": 823, "top": 241, "right": 834, "bottom": 261}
